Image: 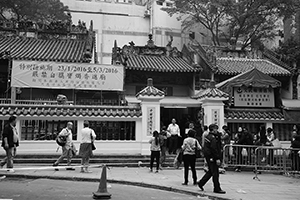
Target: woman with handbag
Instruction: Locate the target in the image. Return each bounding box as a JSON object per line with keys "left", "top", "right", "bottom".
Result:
{"left": 78, "top": 120, "right": 96, "bottom": 173}
{"left": 181, "top": 129, "right": 201, "bottom": 185}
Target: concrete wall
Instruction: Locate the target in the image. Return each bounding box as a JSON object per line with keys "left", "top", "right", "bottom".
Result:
{"left": 61, "top": 0, "right": 150, "bottom": 64}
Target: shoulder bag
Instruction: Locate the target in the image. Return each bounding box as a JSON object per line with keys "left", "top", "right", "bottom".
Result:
{"left": 90, "top": 130, "right": 96, "bottom": 150}
{"left": 195, "top": 140, "right": 202, "bottom": 158}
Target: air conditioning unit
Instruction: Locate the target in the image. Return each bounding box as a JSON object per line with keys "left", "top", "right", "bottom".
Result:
{"left": 144, "top": 10, "right": 151, "bottom": 17}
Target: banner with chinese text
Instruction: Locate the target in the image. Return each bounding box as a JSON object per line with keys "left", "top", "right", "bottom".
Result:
{"left": 234, "top": 87, "right": 275, "bottom": 107}
{"left": 11, "top": 60, "right": 124, "bottom": 91}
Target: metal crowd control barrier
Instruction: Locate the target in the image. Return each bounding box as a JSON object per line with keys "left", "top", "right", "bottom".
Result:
{"left": 222, "top": 144, "right": 258, "bottom": 169}
{"left": 285, "top": 147, "right": 300, "bottom": 176}
{"left": 223, "top": 145, "right": 300, "bottom": 181}
{"left": 253, "top": 146, "right": 287, "bottom": 180}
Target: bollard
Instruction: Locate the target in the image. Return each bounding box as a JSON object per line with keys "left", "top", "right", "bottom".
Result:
{"left": 93, "top": 165, "right": 111, "bottom": 199}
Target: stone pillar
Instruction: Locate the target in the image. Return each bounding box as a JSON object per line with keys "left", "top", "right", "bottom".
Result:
{"left": 77, "top": 119, "right": 84, "bottom": 142}
{"left": 192, "top": 82, "right": 229, "bottom": 132}
{"left": 136, "top": 78, "right": 164, "bottom": 155}
{"left": 202, "top": 100, "right": 226, "bottom": 131}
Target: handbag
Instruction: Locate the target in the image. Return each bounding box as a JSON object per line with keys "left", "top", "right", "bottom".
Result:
{"left": 241, "top": 148, "right": 248, "bottom": 157}
{"left": 195, "top": 140, "right": 202, "bottom": 158}
{"left": 90, "top": 130, "right": 96, "bottom": 151}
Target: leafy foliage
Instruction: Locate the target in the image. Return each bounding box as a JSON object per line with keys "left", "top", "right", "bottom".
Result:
{"left": 163, "top": 0, "right": 300, "bottom": 50}
{"left": 0, "top": 0, "right": 71, "bottom": 23}
{"left": 275, "top": 38, "right": 300, "bottom": 66}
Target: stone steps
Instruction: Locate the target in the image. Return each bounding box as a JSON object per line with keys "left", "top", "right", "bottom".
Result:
{"left": 11, "top": 154, "right": 205, "bottom": 168}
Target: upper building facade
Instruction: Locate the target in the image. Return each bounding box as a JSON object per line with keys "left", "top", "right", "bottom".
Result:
{"left": 60, "top": 0, "right": 212, "bottom": 64}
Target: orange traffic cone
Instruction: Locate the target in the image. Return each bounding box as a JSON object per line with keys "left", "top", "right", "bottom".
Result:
{"left": 93, "top": 165, "right": 111, "bottom": 199}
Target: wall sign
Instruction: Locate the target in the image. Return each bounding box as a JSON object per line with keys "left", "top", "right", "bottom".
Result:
{"left": 147, "top": 107, "right": 156, "bottom": 136}
{"left": 212, "top": 109, "right": 220, "bottom": 126}
{"left": 234, "top": 87, "right": 275, "bottom": 107}
{"left": 11, "top": 60, "right": 124, "bottom": 91}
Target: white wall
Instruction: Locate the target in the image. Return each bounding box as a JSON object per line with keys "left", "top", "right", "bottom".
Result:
{"left": 61, "top": 0, "right": 150, "bottom": 64}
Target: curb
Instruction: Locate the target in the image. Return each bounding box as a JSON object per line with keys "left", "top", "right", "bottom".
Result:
{"left": 0, "top": 172, "right": 232, "bottom": 200}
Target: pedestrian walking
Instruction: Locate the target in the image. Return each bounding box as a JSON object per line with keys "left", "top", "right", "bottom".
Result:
{"left": 149, "top": 130, "right": 161, "bottom": 173}
{"left": 53, "top": 122, "right": 76, "bottom": 170}
{"left": 167, "top": 118, "right": 181, "bottom": 154}
{"left": 197, "top": 124, "right": 226, "bottom": 194}
{"left": 78, "top": 121, "right": 96, "bottom": 173}
{"left": 0, "top": 116, "right": 19, "bottom": 172}
{"left": 181, "top": 129, "right": 201, "bottom": 185}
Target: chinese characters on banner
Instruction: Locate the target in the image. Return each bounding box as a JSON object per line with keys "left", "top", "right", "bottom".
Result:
{"left": 234, "top": 87, "right": 275, "bottom": 107}
{"left": 212, "top": 109, "right": 220, "bottom": 126}
{"left": 11, "top": 60, "right": 124, "bottom": 91}
{"left": 147, "top": 107, "right": 156, "bottom": 136}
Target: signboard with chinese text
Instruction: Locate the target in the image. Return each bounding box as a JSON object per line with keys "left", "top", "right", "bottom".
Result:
{"left": 212, "top": 109, "right": 220, "bottom": 126}
{"left": 234, "top": 87, "right": 275, "bottom": 107}
{"left": 147, "top": 107, "right": 155, "bottom": 136}
{"left": 11, "top": 60, "right": 124, "bottom": 91}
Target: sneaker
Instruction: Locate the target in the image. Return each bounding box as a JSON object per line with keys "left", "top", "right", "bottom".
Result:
{"left": 7, "top": 169, "right": 14, "bottom": 173}
{"left": 149, "top": 169, "right": 153, "bottom": 172}
{"left": 198, "top": 183, "right": 204, "bottom": 191}
{"left": 155, "top": 170, "right": 159, "bottom": 173}
{"left": 214, "top": 190, "right": 226, "bottom": 194}
{"left": 182, "top": 182, "right": 188, "bottom": 185}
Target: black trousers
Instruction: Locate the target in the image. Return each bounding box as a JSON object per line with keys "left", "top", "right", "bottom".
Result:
{"left": 198, "top": 157, "right": 221, "bottom": 191}
{"left": 169, "top": 135, "right": 178, "bottom": 154}
{"left": 183, "top": 154, "right": 197, "bottom": 184}
{"left": 150, "top": 151, "right": 160, "bottom": 171}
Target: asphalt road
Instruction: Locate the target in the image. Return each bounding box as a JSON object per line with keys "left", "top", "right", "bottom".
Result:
{"left": 0, "top": 178, "right": 209, "bottom": 200}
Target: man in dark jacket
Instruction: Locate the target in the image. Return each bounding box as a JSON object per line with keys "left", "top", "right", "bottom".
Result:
{"left": 197, "top": 124, "right": 226, "bottom": 194}
{"left": 0, "top": 115, "right": 19, "bottom": 171}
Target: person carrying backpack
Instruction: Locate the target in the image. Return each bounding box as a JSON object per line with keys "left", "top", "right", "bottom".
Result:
{"left": 53, "top": 122, "right": 76, "bottom": 170}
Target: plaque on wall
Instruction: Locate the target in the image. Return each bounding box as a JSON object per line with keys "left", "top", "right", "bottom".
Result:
{"left": 234, "top": 87, "right": 275, "bottom": 107}
{"left": 212, "top": 109, "right": 220, "bottom": 126}
{"left": 147, "top": 107, "right": 156, "bottom": 136}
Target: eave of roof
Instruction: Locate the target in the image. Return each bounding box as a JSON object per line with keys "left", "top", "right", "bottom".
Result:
{"left": 225, "top": 108, "right": 285, "bottom": 121}
{"left": 0, "top": 105, "right": 142, "bottom": 118}
{"left": 0, "top": 36, "right": 88, "bottom": 63}
{"left": 216, "top": 57, "right": 291, "bottom": 76}
{"left": 123, "top": 55, "right": 199, "bottom": 73}
{"left": 192, "top": 87, "right": 229, "bottom": 99}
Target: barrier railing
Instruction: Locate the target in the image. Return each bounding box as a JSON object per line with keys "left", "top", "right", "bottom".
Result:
{"left": 222, "top": 145, "right": 300, "bottom": 180}
{"left": 253, "top": 146, "right": 287, "bottom": 180}
{"left": 285, "top": 147, "right": 300, "bottom": 177}
{"left": 222, "top": 144, "right": 258, "bottom": 169}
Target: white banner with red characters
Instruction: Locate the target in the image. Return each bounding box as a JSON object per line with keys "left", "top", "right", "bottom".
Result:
{"left": 11, "top": 60, "right": 124, "bottom": 91}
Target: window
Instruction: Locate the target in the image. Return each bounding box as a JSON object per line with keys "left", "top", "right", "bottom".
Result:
{"left": 89, "top": 121, "right": 136, "bottom": 140}
{"left": 21, "top": 120, "right": 77, "bottom": 141}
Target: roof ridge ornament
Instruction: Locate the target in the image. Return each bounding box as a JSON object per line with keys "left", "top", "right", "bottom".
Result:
{"left": 146, "top": 34, "right": 155, "bottom": 48}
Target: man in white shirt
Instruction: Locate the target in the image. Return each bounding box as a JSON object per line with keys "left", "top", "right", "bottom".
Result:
{"left": 53, "top": 122, "right": 75, "bottom": 170}
{"left": 167, "top": 118, "right": 180, "bottom": 154}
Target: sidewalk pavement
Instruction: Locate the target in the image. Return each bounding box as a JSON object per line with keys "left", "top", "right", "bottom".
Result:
{"left": 0, "top": 165, "right": 300, "bottom": 200}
